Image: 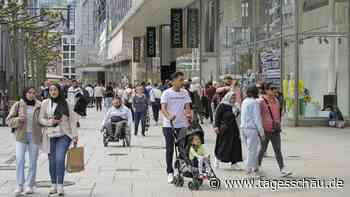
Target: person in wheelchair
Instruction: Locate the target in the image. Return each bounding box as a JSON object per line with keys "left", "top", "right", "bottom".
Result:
{"left": 102, "top": 97, "right": 133, "bottom": 139}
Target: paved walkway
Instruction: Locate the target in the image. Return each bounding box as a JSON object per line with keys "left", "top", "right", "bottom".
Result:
{"left": 0, "top": 108, "right": 349, "bottom": 197}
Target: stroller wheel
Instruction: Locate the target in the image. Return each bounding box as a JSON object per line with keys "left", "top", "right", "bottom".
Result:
{"left": 188, "top": 181, "right": 199, "bottom": 190}
{"left": 174, "top": 176, "right": 184, "bottom": 187}
{"left": 190, "top": 179, "right": 201, "bottom": 190}
{"left": 177, "top": 176, "right": 184, "bottom": 187}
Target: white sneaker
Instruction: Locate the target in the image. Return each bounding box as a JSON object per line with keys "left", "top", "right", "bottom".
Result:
{"left": 213, "top": 157, "right": 220, "bottom": 169}
{"left": 167, "top": 173, "right": 174, "bottom": 184}
{"left": 247, "top": 171, "right": 261, "bottom": 179}
{"left": 49, "top": 184, "right": 57, "bottom": 195}
{"left": 24, "top": 186, "right": 34, "bottom": 194}
{"left": 280, "top": 167, "right": 292, "bottom": 177}
{"left": 231, "top": 163, "right": 243, "bottom": 171}
{"left": 14, "top": 186, "right": 23, "bottom": 197}
{"left": 57, "top": 184, "right": 64, "bottom": 196}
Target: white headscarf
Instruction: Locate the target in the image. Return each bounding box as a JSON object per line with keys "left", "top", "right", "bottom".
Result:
{"left": 220, "top": 91, "right": 235, "bottom": 106}
{"left": 220, "top": 91, "right": 240, "bottom": 116}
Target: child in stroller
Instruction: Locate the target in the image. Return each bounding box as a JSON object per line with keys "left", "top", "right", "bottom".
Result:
{"left": 172, "top": 126, "right": 218, "bottom": 190}
{"left": 188, "top": 134, "right": 210, "bottom": 179}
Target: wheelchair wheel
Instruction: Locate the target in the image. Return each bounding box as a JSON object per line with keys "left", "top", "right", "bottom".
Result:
{"left": 102, "top": 128, "right": 108, "bottom": 147}
{"left": 124, "top": 131, "right": 131, "bottom": 147}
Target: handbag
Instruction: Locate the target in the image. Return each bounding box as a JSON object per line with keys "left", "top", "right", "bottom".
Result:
{"left": 66, "top": 146, "right": 85, "bottom": 173}
{"left": 263, "top": 98, "right": 282, "bottom": 133}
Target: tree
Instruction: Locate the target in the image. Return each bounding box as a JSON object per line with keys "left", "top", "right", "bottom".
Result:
{"left": 0, "top": 0, "right": 63, "bottom": 99}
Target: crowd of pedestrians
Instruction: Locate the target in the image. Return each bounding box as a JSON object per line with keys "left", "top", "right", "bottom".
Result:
{"left": 6, "top": 73, "right": 296, "bottom": 196}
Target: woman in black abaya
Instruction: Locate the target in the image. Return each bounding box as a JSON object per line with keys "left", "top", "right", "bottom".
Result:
{"left": 213, "top": 91, "right": 243, "bottom": 170}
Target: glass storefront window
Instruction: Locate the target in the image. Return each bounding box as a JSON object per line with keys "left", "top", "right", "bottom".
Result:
{"left": 298, "top": 0, "right": 349, "bottom": 119}
{"left": 216, "top": 0, "right": 349, "bottom": 123}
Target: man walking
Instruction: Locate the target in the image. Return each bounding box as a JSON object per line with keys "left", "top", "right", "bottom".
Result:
{"left": 161, "top": 71, "right": 192, "bottom": 183}
{"left": 68, "top": 80, "right": 84, "bottom": 127}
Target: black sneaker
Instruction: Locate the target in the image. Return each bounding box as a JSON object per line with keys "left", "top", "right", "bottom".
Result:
{"left": 76, "top": 122, "right": 80, "bottom": 128}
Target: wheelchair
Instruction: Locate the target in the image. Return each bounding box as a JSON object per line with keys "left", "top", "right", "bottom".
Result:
{"left": 101, "top": 116, "right": 131, "bottom": 147}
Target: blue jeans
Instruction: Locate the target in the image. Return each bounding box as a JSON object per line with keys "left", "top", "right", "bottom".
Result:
{"left": 16, "top": 132, "right": 39, "bottom": 187}
{"left": 134, "top": 111, "right": 146, "bottom": 135}
{"left": 48, "top": 135, "right": 72, "bottom": 184}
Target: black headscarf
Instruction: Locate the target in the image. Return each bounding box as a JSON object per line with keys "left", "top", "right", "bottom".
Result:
{"left": 50, "top": 83, "right": 70, "bottom": 118}
{"left": 22, "top": 87, "right": 36, "bottom": 106}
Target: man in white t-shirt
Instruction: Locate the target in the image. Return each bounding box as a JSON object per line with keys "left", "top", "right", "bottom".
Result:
{"left": 161, "top": 71, "right": 192, "bottom": 183}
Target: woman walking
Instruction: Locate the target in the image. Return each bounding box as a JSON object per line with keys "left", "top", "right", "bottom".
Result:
{"left": 240, "top": 85, "right": 265, "bottom": 178}
{"left": 39, "top": 84, "right": 78, "bottom": 196}
{"left": 94, "top": 83, "right": 104, "bottom": 111}
{"left": 258, "top": 83, "right": 292, "bottom": 176}
{"left": 6, "top": 87, "right": 42, "bottom": 196}
{"left": 213, "top": 91, "right": 243, "bottom": 170}
{"left": 133, "top": 86, "right": 148, "bottom": 136}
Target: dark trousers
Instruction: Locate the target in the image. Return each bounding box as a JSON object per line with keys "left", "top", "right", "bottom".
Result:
{"left": 258, "top": 132, "right": 285, "bottom": 170}
{"left": 48, "top": 135, "right": 71, "bottom": 184}
{"left": 208, "top": 101, "right": 213, "bottom": 123}
{"left": 96, "top": 97, "right": 102, "bottom": 111}
{"left": 134, "top": 111, "right": 146, "bottom": 135}
{"left": 163, "top": 128, "right": 178, "bottom": 174}
{"left": 151, "top": 102, "right": 160, "bottom": 122}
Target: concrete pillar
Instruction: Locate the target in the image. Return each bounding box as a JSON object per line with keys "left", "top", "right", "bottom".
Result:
{"left": 328, "top": 0, "right": 336, "bottom": 94}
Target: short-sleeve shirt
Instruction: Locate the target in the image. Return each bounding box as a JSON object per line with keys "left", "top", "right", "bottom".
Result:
{"left": 161, "top": 88, "right": 191, "bottom": 128}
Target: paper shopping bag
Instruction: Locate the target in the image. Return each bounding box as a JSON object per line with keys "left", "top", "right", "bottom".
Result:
{"left": 66, "top": 146, "right": 84, "bottom": 173}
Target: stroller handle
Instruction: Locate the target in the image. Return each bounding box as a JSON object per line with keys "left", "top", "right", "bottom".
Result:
{"left": 170, "top": 120, "right": 174, "bottom": 129}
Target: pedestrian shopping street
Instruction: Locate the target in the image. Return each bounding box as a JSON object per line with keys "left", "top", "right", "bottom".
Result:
{"left": 0, "top": 108, "right": 349, "bottom": 197}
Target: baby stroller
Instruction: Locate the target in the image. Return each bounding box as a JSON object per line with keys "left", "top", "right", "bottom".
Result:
{"left": 171, "top": 122, "right": 218, "bottom": 190}
{"left": 101, "top": 116, "right": 131, "bottom": 147}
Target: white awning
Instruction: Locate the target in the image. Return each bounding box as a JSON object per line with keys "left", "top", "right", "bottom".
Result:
{"left": 109, "top": 0, "right": 195, "bottom": 38}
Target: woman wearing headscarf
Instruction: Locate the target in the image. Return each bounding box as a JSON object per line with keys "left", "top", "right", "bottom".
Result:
{"left": 6, "top": 87, "right": 42, "bottom": 196}
{"left": 213, "top": 91, "right": 243, "bottom": 170}
{"left": 39, "top": 84, "right": 79, "bottom": 196}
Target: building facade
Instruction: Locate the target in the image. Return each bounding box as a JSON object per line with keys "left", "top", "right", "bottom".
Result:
{"left": 102, "top": 0, "right": 349, "bottom": 126}
{"left": 75, "top": 0, "right": 104, "bottom": 84}
{"left": 36, "top": 0, "right": 77, "bottom": 79}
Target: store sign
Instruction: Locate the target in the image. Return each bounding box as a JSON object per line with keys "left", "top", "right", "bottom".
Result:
{"left": 170, "top": 8, "right": 183, "bottom": 48}
{"left": 133, "top": 37, "right": 141, "bottom": 62}
{"left": 146, "top": 27, "right": 156, "bottom": 57}
{"left": 187, "top": 8, "right": 199, "bottom": 48}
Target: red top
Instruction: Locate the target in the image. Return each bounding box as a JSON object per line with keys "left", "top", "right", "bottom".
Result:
{"left": 259, "top": 95, "right": 281, "bottom": 132}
